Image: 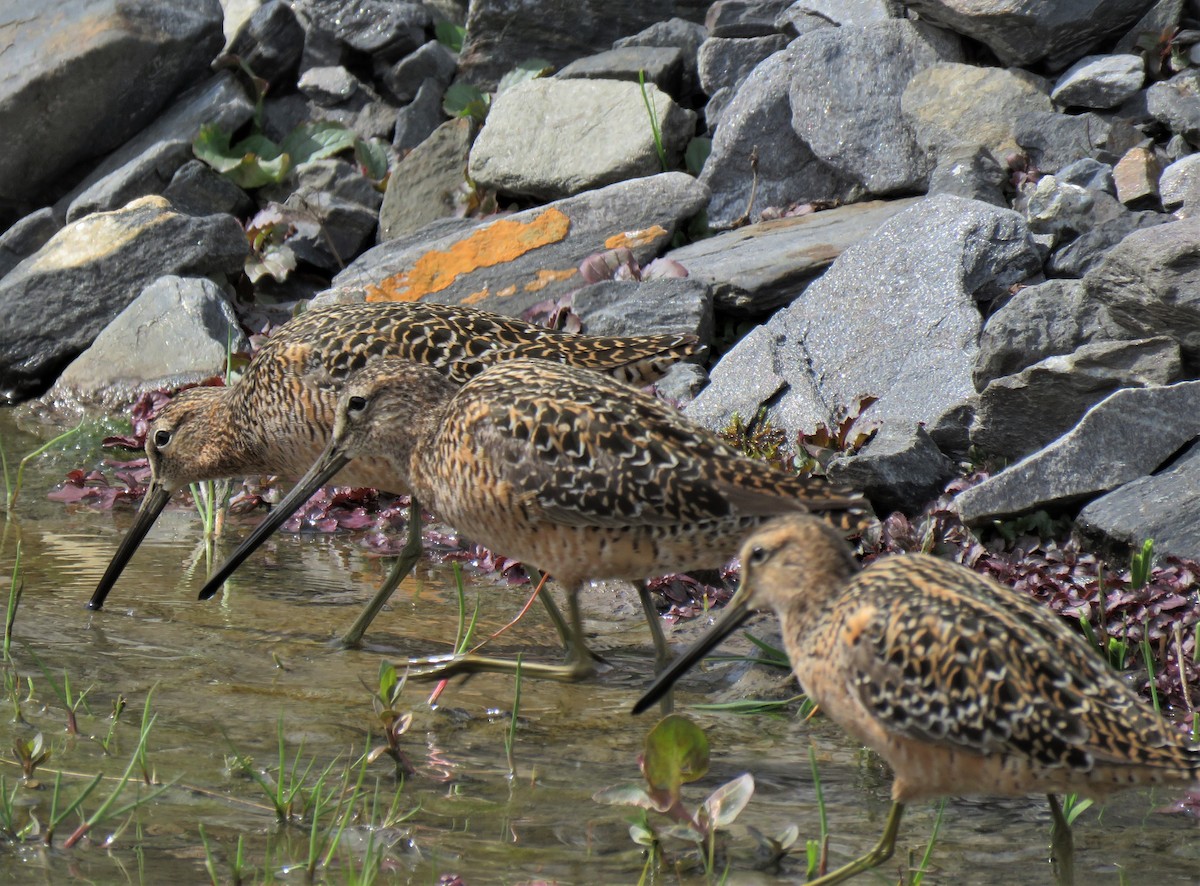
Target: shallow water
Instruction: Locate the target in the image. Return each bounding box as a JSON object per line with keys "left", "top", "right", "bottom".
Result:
{"left": 1, "top": 410, "right": 1199, "bottom": 884}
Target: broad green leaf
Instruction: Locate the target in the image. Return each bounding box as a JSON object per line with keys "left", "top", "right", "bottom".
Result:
{"left": 193, "top": 124, "right": 242, "bottom": 173}
{"left": 702, "top": 772, "right": 754, "bottom": 828}
{"left": 641, "top": 714, "right": 709, "bottom": 802}
{"left": 355, "top": 138, "right": 390, "bottom": 181}
{"left": 244, "top": 243, "right": 295, "bottom": 284}
{"left": 498, "top": 58, "right": 554, "bottom": 92}
{"left": 232, "top": 133, "right": 284, "bottom": 160}
{"left": 434, "top": 19, "right": 465, "bottom": 52}
{"left": 685, "top": 137, "right": 712, "bottom": 176}
{"left": 443, "top": 82, "right": 490, "bottom": 121}
{"left": 281, "top": 121, "right": 358, "bottom": 164}
{"left": 592, "top": 783, "right": 656, "bottom": 809}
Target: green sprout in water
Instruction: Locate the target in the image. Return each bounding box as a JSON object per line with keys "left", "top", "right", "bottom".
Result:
{"left": 2, "top": 420, "right": 85, "bottom": 512}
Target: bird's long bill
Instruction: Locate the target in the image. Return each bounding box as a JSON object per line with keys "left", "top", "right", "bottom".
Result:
{"left": 632, "top": 585, "right": 759, "bottom": 715}
{"left": 88, "top": 480, "right": 174, "bottom": 610}
{"left": 196, "top": 446, "right": 352, "bottom": 600}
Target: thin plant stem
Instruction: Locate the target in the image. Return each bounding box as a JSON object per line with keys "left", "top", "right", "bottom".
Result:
{"left": 6, "top": 420, "right": 84, "bottom": 511}
{"left": 638, "top": 70, "right": 667, "bottom": 171}
{"left": 4, "top": 541, "right": 21, "bottom": 660}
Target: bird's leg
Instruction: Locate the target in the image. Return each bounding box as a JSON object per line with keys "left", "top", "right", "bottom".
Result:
{"left": 405, "top": 584, "right": 598, "bottom": 683}
{"left": 338, "top": 497, "right": 425, "bottom": 648}
{"left": 807, "top": 801, "right": 904, "bottom": 885}
{"left": 637, "top": 581, "right": 673, "bottom": 714}
{"left": 1048, "top": 794, "right": 1076, "bottom": 886}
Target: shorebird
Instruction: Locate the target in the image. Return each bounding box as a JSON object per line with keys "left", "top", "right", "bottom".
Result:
{"left": 634, "top": 514, "right": 1200, "bottom": 884}
{"left": 88, "top": 300, "right": 702, "bottom": 648}
{"left": 197, "top": 358, "right": 871, "bottom": 682}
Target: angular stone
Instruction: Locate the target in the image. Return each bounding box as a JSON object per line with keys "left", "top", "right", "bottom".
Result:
{"left": 1083, "top": 217, "right": 1200, "bottom": 368}
{"left": 974, "top": 279, "right": 1129, "bottom": 387}
{"left": 393, "top": 78, "right": 450, "bottom": 155}
{"left": 468, "top": 79, "right": 695, "bottom": 200}
{"left": 1052, "top": 54, "right": 1145, "bottom": 109}
{"left": 706, "top": 0, "right": 793, "bottom": 37}
{"left": 1077, "top": 441, "right": 1200, "bottom": 560}
{"left": 790, "top": 20, "right": 961, "bottom": 195}
{"left": 295, "top": 0, "right": 428, "bottom": 62}
{"left": 1147, "top": 69, "right": 1200, "bottom": 145}
{"left": 0, "top": 0, "right": 224, "bottom": 205}
{"left": 1013, "top": 111, "right": 1118, "bottom": 173}
{"left": 380, "top": 118, "right": 474, "bottom": 241}
{"left": 557, "top": 47, "right": 686, "bottom": 95}
{"left": 299, "top": 66, "right": 362, "bottom": 106}
{"left": 971, "top": 337, "right": 1183, "bottom": 461}
{"left": 335, "top": 172, "right": 709, "bottom": 319}
{"left": 1057, "top": 157, "right": 1116, "bottom": 194}
{"left": 701, "top": 44, "right": 851, "bottom": 229}
{"left": 665, "top": 198, "right": 921, "bottom": 314}
{"left": 1113, "top": 145, "right": 1162, "bottom": 207}
{"left": 687, "top": 195, "right": 1041, "bottom": 453}
{"left": 902, "top": 0, "right": 1152, "bottom": 67}
{"left": 697, "top": 35, "right": 789, "bottom": 96}
{"left": 60, "top": 74, "right": 255, "bottom": 223}
{"left": 0, "top": 197, "right": 248, "bottom": 401}
{"left": 927, "top": 144, "right": 1007, "bottom": 206}
{"left": 955, "top": 381, "right": 1200, "bottom": 524}
{"left": 382, "top": 40, "right": 458, "bottom": 104}
{"left": 613, "top": 17, "right": 708, "bottom": 102}
{"left": 572, "top": 278, "right": 714, "bottom": 344}
{"left": 226, "top": 0, "right": 304, "bottom": 89}
{"left": 47, "top": 276, "right": 249, "bottom": 411}
{"left": 903, "top": 63, "right": 1052, "bottom": 163}
{"left": 785, "top": 0, "right": 898, "bottom": 26}
{"left": 1160, "top": 152, "right": 1200, "bottom": 216}
{"left": 0, "top": 209, "right": 61, "bottom": 280}
{"left": 263, "top": 160, "right": 382, "bottom": 271}
{"left": 1046, "top": 207, "right": 1166, "bottom": 278}
{"left": 164, "top": 161, "right": 255, "bottom": 219}
{"left": 829, "top": 424, "right": 957, "bottom": 515}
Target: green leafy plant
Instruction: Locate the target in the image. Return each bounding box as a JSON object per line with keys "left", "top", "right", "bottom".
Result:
{"left": 365, "top": 662, "right": 415, "bottom": 776}
{"left": 434, "top": 20, "right": 466, "bottom": 52}
{"left": 685, "top": 137, "right": 711, "bottom": 177}
{"left": 443, "top": 58, "right": 553, "bottom": 123}
{"left": 638, "top": 70, "right": 668, "bottom": 172}
{"left": 594, "top": 714, "right": 756, "bottom": 878}
{"left": 1130, "top": 538, "right": 1154, "bottom": 590}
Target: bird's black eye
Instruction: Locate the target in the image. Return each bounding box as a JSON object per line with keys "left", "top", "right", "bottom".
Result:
{"left": 747, "top": 544, "right": 769, "bottom": 566}
{"left": 153, "top": 430, "right": 171, "bottom": 448}
{"left": 346, "top": 395, "right": 368, "bottom": 414}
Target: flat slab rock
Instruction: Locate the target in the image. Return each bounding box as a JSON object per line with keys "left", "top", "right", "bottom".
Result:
{"left": 333, "top": 172, "right": 709, "bottom": 319}
{"left": 665, "top": 198, "right": 921, "bottom": 315}
{"left": 955, "top": 381, "right": 1200, "bottom": 524}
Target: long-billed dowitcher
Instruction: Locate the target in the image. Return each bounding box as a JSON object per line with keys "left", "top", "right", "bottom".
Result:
{"left": 634, "top": 514, "right": 1200, "bottom": 884}
{"left": 88, "top": 301, "right": 701, "bottom": 648}
{"left": 197, "top": 358, "right": 870, "bottom": 682}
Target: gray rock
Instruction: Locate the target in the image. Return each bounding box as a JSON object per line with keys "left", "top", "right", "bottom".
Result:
{"left": 382, "top": 40, "right": 458, "bottom": 104}
{"left": 1159, "top": 152, "right": 1200, "bottom": 215}
{"left": 1083, "top": 217, "right": 1200, "bottom": 368}
{"left": 613, "top": 17, "right": 708, "bottom": 101}
{"left": 1023, "top": 175, "right": 1094, "bottom": 237}
{"left": 785, "top": 0, "right": 899, "bottom": 26}
{"left": 164, "top": 161, "right": 255, "bottom": 219}
{"left": 700, "top": 44, "right": 852, "bottom": 229}
{"left": 971, "top": 337, "right": 1183, "bottom": 461}
{"left": 955, "top": 381, "right": 1200, "bottom": 524}
{"left": 703, "top": 85, "right": 735, "bottom": 133}
{"left": 335, "top": 172, "right": 709, "bottom": 318}
{"left": 47, "top": 276, "right": 249, "bottom": 411}
{"left": 903, "top": 63, "right": 1052, "bottom": 164}
{"left": 665, "top": 198, "right": 921, "bottom": 314}
{"left": 0, "top": 209, "right": 61, "bottom": 280}
{"left": 687, "top": 195, "right": 1041, "bottom": 454}
{"left": 299, "top": 66, "right": 362, "bottom": 106}
{"left": 295, "top": 0, "right": 428, "bottom": 62}
{"left": 58, "top": 74, "right": 255, "bottom": 223}
{"left": 1047, "top": 207, "right": 1167, "bottom": 278}
{"left": 263, "top": 160, "right": 382, "bottom": 271}
{"left": 1077, "top": 440, "right": 1200, "bottom": 560}
{"left": 927, "top": 145, "right": 1007, "bottom": 206}
{"left": 380, "top": 118, "right": 474, "bottom": 241}
{"left": 1051, "top": 54, "right": 1145, "bottom": 109}
{"left": 226, "top": 0, "right": 304, "bottom": 89}
{"left": 902, "top": 0, "right": 1152, "bottom": 68}
{"left": 1112, "top": 0, "right": 1185, "bottom": 55}
{"left": 0, "top": 197, "right": 248, "bottom": 401}
{"left": 0, "top": 0, "right": 224, "bottom": 206}
{"left": 468, "top": 79, "right": 695, "bottom": 200}
{"left": 697, "top": 35, "right": 789, "bottom": 97}
{"left": 789, "top": 21, "right": 961, "bottom": 195}
{"left": 655, "top": 362, "right": 711, "bottom": 402}
{"left": 572, "top": 278, "right": 714, "bottom": 344}
{"left": 557, "top": 46, "right": 686, "bottom": 95}
{"left": 458, "top": 0, "right": 706, "bottom": 90}
{"left": 829, "top": 424, "right": 957, "bottom": 515}
{"left": 1057, "top": 157, "right": 1116, "bottom": 194}
{"left": 1147, "top": 69, "right": 1200, "bottom": 145}
{"left": 974, "top": 278, "right": 1129, "bottom": 387}
{"left": 1013, "top": 111, "right": 1117, "bottom": 173}
{"left": 706, "top": 0, "right": 793, "bottom": 37}
{"left": 393, "top": 78, "right": 450, "bottom": 155}
{"left": 1112, "top": 145, "right": 1162, "bottom": 207}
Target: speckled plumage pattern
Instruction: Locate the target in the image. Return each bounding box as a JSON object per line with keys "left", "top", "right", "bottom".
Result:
{"left": 292, "top": 357, "right": 872, "bottom": 679}
{"left": 90, "top": 301, "right": 700, "bottom": 611}
{"left": 635, "top": 514, "right": 1200, "bottom": 883}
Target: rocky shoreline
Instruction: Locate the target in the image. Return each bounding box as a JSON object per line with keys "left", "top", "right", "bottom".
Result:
{"left": 4, "top": 0, "right": 1200, "bottom": 567}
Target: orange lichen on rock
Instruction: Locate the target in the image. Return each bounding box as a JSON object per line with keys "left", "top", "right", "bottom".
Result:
{"left": 603, "top": 225, "right": 669, "bottom": 251}
{"left": 366, "top": 208, "right": 572, "bottom": 303}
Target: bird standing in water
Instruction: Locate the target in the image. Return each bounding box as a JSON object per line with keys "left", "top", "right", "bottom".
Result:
{"left": 198, "top": 358, "right": 870, "bottom": 682}
{"left": 88, "top": 300, "right": 701, "bottom": 649}
{"left": 635, "top": 514, "right": 1200, "bottom": 884}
